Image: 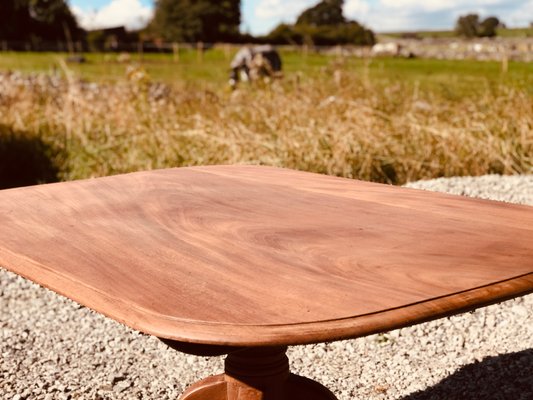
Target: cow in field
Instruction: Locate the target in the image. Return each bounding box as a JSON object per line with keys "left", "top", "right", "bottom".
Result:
{"left": 229, "top": 45, "right": 282, "bottom": 88}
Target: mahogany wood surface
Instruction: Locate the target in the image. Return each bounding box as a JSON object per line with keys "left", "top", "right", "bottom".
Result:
{"left": 0, "top": 166, "right": 531, "bottom": 346}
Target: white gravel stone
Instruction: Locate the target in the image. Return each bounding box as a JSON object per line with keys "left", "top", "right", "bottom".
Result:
{"left": 1, "top": 174, "right": 532, "bottom": 399}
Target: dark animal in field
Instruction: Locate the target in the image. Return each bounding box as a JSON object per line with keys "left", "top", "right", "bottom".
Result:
{"left": 229, "top": 45, "right": 282, "bottom": 88}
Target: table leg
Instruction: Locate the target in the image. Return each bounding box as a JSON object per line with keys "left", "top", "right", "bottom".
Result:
{"left": 179, "top": 346, "right": 338, "bottom": 400}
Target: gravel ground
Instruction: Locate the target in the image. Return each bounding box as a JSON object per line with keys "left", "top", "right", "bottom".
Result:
{"left": 1, "top": 174, "right": 532, "bottom": 400}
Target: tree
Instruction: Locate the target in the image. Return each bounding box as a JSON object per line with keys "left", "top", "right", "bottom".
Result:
{"left": 0, "top": 0, "right": 81, "bottom": 42}
{"left": 29, "top": 0, "right": 82, "bottom": 41}
{"left": 267, "top": 0, "right": 375, "bottom": 46}
{"left": 455, "top": 13, "right": 500, "bottom": 38}
{"left": 0, "top": 1, "right": 31, "bottom": 40}
{"left": 151, "top": 0, "right": 241, "bottom": 43}
{"left": 479, "top": 16, "right": 500, "bottom": 37}
{"left": 455, "top": 14, "right": 480, "bottom": 38}
{"left": 266, "top": 23, "right": 303, "bottom": 45}
{"left": 296, "top": 0, "right": 345, "bottom": 27}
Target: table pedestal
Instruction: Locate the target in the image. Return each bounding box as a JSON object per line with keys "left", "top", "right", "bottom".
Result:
{"left": 178, "top": 346, "right": 338, "bottom": 400}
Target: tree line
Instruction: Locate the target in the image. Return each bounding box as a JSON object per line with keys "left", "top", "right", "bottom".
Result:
{"left": 454, "top": 14, "right": 501, "bottom": 38}
{"left": 0, "top": 0, "right": 507, "bottom": 49}
{"left": 0, "top": 0, "right": 82, "bottom": 43}
{"left": 0, "top": 0, "right": 376, "bottom": 47}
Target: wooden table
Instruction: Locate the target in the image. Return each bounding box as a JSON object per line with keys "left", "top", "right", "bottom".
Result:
{"left": 1, "top": 166, "right": 532, "bottom": 400}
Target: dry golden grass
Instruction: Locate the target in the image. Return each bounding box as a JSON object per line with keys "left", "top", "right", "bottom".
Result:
{"left": 0, "top": 63, "right": 531, "bottom": 185}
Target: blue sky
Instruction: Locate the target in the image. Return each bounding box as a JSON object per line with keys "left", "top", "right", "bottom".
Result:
{"left": 70, "top": 0, "right": 533, "bottom": 34}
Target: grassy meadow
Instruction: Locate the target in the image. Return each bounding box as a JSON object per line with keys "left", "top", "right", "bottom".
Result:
{"left": 0, "top": 48, "right": 531, "bottom": 187}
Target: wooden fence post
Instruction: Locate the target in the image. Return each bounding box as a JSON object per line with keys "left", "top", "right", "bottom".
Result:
{"left": 501, "top": 55, "right": 508, "bottom": 74}
{"left": 197, "top": 42, "right": 204, "bottom": 63}
{"left": 501, "top": 47, "right": 508, "bottom": 74}
{"left": 224, "top": 44, "right": 231, "bottom": 60}
{"left": 173, "top": 42, "right": 180, "bottom": 62}
{"left": 138, "top": 41, "right": 144, "bottom": 62}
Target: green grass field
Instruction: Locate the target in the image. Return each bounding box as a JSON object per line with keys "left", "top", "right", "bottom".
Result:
{"left": 1, "top": 49, "right": 532, "bottom": 93}
{"left": 0, "top": 50, "right": 531, "bottom": 187}
{"left": 1, "top": 49, "right": 336, "bottom": 86}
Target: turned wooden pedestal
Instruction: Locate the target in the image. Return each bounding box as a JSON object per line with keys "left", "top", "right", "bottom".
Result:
{"left": 177, "top": 346, "right": 337, "bottom": 400}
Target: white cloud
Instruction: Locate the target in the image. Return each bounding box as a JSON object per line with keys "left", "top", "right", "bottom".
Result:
{"left": 380, "top": 0, "right": 452, "bottom": 12}
{"left": 362, "top": 0, "right": 532, "bottom": 32}
{"left": 506, "top": 1, "right": 533, "bottom": 26}
{"left": 253, "top": 0, "right": 374, "bottom": 33}
{"left": 344, "top": 0, "right": 370, "bottom": 17}
{"left": 251, "top": 0, "right": 532, "bottom": 34}
{"left": 255, "top": 0, "right": 314, "bottom": 21}
{"left": 72, "top": 0, "right": 153, "bottom": 31}
{"left": 380, "top": 0, "right": 505, "bottom": 12}
{"left": 364, "top": 11, "right": 418, "bottom": 32}
{"left": 255, "top": 0, "right": 372, "bottom": 23}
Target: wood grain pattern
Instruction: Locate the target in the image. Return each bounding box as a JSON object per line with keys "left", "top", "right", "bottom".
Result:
{"left": 0, "top": 166, "right": 531, "bottom": 346}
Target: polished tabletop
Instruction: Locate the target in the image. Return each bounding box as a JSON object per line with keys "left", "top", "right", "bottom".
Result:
{"left": 0, "top": 166, "right": 531, "bottom": 346}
